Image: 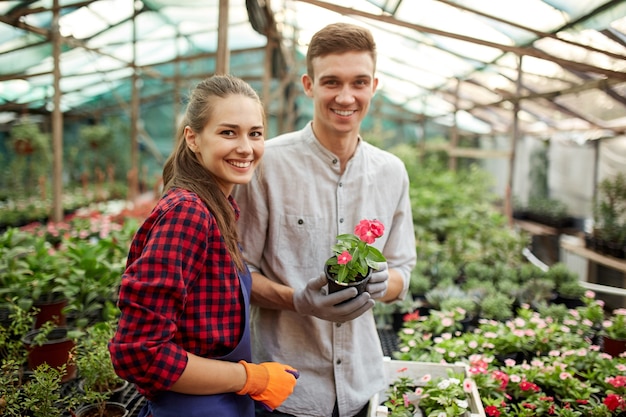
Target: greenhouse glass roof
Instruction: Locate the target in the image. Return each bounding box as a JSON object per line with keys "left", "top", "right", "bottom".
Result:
{"left": 1, "top": 0, "right": 626, "bottom": 138}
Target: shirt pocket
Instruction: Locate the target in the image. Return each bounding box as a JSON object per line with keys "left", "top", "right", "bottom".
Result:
{"left": 277, "top": 214, "right": 326, "bottom": 270}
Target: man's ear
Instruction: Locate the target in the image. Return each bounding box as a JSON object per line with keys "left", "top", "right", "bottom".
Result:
{"left": 184, "top": 126, "right": 198, "bottom": 152}
{"left": 301, "top": 74, "right": 314, "bottom": 98}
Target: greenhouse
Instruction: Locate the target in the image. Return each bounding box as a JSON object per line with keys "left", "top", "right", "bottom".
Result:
{"left": 1, "top": 1, "right": 626, "bottom": 416}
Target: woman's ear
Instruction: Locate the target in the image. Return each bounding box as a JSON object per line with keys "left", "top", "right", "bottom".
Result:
{"left": 184, "top": 126, "right": 198, "bottom": 152}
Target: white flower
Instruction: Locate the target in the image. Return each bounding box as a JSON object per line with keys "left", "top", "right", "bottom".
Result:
{"left": 455, "top": 399, "right": 468, "bottom": 409}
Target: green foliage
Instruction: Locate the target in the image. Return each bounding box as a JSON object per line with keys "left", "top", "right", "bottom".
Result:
{"left": 425, "top": 285, "right": 466, "bottom": 310}
{"left": 408, "top": 268, "right": 431, "bottom": 296}
{"left": 21, "top": 364, "right": 66, "bottom": 417}
{"left": 440, "top": 296, "right": 478, "bottom": 317}
{"left": 383, "top": 375, "right": 416, "bottom": 416}
{"left": 557, "top": 280, "right": 586, "bottom": 299}
{"left": 479, "top": 292, "right": 514, "bottom": 321}
{"left": 74, "top": 321, "right": 124, "bottom": 396}
{"left": 545, "top": 262, "right": 579, "bottom": 287}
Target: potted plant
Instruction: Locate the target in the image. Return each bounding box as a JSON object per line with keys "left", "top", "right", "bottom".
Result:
{"left": 80, "top": 124, "right": 113, "bottom": 150}
{"left": 424, "top": 284, "right": 466, "bottom": 311}
{"left": 21, "top": 321, "right": 78, "bottom": 383}
{"left": 9, "top": 120, "right": 50, "bottom": 156}
{"left": 56, "top": 237, "right": 125, "bottom": 329}
{"left": 74, "top": 321, "right": 129, "bottom": 404}
{"left": 591, "top": 173, "right": 626, "bottom": 258}
{"left": 0, "top": 235, "right": 72, "bottom": 328}
{"left": 478, "top": 292, "right": 514, "bottom": 322}
{"left": 324, "top": 218, "right": 386, "bottom": 296}
{"left": 601, "top": 308, "right": 626, "bottom": 357}
{"left": 554, "top": 281, "right": 586, "bottom": 308}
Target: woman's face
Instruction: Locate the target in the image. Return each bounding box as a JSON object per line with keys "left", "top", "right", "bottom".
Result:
{"left": 184, "top": 94, "right": 264, "bottom": 196}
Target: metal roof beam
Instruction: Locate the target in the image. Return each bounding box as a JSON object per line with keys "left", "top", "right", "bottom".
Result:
{"left": 296, "top": 0, "right": 626, "bottom": 81}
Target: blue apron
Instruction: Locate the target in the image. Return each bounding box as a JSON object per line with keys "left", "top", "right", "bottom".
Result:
{"left": 138, "top": 267, "right": 254, "bottom": 417}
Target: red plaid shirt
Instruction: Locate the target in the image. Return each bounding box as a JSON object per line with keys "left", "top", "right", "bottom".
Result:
{"left": 109, "top": 188, "right": 245, "bottom": 400}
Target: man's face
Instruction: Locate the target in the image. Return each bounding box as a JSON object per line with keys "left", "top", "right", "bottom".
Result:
{"left": 302, "top": 51, "right": 378, "bottom": 139}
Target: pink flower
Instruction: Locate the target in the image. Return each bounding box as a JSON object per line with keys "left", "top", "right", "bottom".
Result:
{"left": 463, "top": 379, "right": 474, "bottom": 393}
{"left": 337, "top": 251, "right": 352, "bottom": 264}
{"left": 354, "top": 219, "right": 384, "bottom": 244}
{"left": 606, "top": 375, "right": 626, "bottom": 388}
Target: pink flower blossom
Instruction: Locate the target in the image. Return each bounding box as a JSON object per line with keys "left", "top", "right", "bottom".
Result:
{"left": 337, "top": 251, "right": 352, "bottom": 264}
{"left": 463, "top": 379, "right": 474, "bottom": 392}
{"left": 353, "top": 219, "right": 384, "bottom": 244}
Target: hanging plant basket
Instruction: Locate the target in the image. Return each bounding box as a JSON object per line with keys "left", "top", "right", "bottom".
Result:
{"left": 9, "top": 121, "right": 48, "bottom": 156}
{"left": 13, "top": 138, "right": 36, "bottom": 155}
{"left": 80, "top": 124, "right": 113, "bottom": 149}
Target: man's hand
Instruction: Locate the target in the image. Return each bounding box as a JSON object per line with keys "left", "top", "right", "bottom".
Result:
{"left": 366, "top": 261, "right": 388, "bottom": 300}
{"left": 293, "top": 274, "right": 374, "bottom": 322}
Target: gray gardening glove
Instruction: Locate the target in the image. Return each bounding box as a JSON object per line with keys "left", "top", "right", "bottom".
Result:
{"left": 366, "top": 261, "right": 389, "bottom": 300}
{"left": 293, "top": 274, "right": 374, "bottom": 323}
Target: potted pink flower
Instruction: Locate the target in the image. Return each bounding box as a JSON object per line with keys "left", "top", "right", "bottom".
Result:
{"left": 602, "top": 308, "right": 626, "bottom": 357}
{"left": 324, "top": 219, "right": 386, "bottom": 294}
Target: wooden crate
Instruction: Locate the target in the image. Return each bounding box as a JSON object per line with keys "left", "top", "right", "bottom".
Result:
{"left": 369, "top": 359, "right": 486, "bottom": 417}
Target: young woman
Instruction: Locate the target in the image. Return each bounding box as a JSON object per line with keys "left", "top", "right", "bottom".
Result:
{"left": 109, "top": 74, "right": 298, "bottom": 417}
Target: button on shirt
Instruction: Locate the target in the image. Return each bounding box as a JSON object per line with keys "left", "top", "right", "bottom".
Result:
{"left": 233, "top": 122, "right": 417, "bottom": 417}
{"left": 109, "top": 188, "right": 246, "bottom": 401}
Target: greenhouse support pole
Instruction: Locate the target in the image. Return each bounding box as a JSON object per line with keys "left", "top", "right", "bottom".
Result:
{"left": 263, "top": 37, "right": 272, "bottom": 113}
{"left": 51, "top": 0, "right": 63, "bottom": 222}
{"left": 506, "top": 55, "right": 523, "bottom": 226}
{"left": 216, "top": 0, "right": 230, "bottom": 74}
{"left": 174, "top": 28, "right": 182, "bottom": 143}
{"left": 448, "top": 78, "right": 460, "bottom": 171}
{"left": 129, "top": 3, "right": 140, "bottom": 201}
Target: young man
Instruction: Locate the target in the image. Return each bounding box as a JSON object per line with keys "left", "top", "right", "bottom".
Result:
{"left": 234, "top": 23, "right": 416, "bottom": 417}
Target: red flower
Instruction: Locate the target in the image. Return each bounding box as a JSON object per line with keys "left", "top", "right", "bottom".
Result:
{"left": 492, "top": 370, "right": 509, "bottom": 390}
{"left": 403, "top": 311, "right": 420, "bottom": 322}
{"left": 337, "top": 251, "right": 352, "bottom": 264}
{"left": 604, "top": 394, "right": 626, "bottom": 411}
{"left": 519, "top": 380, "right": 540, "bottom": 392}
{"left": 485, "top": 405, "right": 500, "bottom": 416}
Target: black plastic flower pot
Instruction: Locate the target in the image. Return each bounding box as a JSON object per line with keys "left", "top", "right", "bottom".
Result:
{"left": 324, "top": 263, "right": 372, "bottom": 304}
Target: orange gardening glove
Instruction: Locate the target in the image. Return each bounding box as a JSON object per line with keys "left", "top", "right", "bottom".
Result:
{"left": 236, "top": 360, "right": 299, "bottom": 411}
